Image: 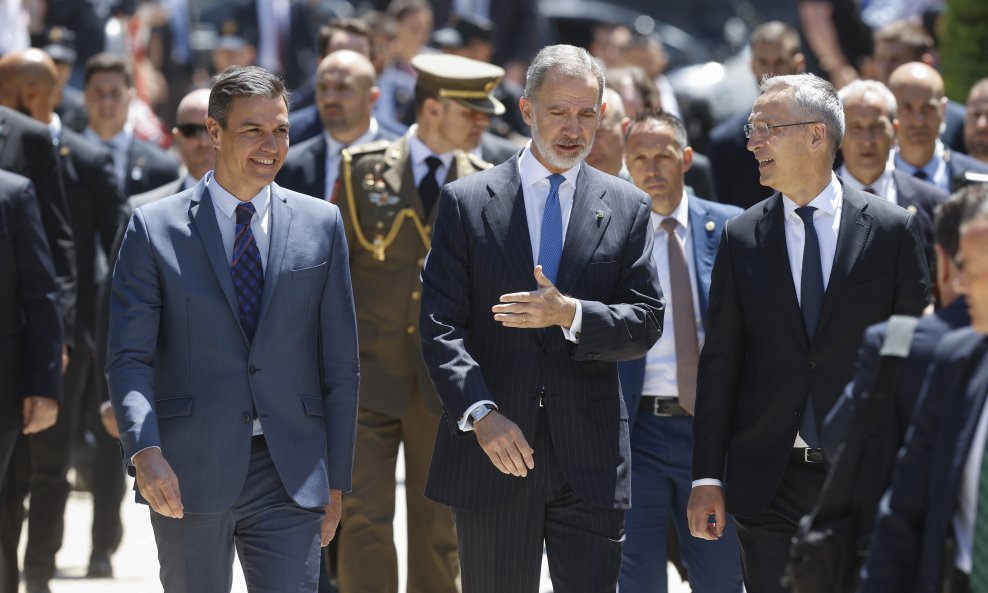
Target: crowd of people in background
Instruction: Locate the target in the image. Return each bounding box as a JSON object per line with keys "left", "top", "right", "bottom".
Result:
{"left": 2, "top": 0, "right": 988, "bottom": 593}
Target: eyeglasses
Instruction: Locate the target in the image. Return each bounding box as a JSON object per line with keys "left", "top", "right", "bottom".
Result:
{"left": 174, "top": 123, "right": 208, "bottom": 137}
{"left": 743, "top": 121, "right": 820, "bottom": 139}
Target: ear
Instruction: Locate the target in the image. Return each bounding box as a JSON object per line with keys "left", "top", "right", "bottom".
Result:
{"left": 206, "top": 116, "right": 223, "bottom": 149}
{"left": 620, "top": 116, "right": 631, "bottom": 135}
{"left": 368, "top": 85, "right": 381, "bottom": 105}
{"left": 682, "top": 146, "right": 694, "bottom": 172}
{"left": 520, "top": 95, "right": 532, "bottom": 126}
{"left": 794, "top": 52, "right": 806, "bottom": 73}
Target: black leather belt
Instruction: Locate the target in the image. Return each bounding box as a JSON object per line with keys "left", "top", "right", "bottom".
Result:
{"left": 639, "top": 396, "right": 689, "bottom": 417}
{"left": 791, "top": 447, "right": 824, "bottom": 464}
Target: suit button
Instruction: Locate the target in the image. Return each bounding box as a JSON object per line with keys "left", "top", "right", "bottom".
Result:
{"left": 249, "top": 365, "right": 258, "bottom": 375}
{"left": 242, "top": 413, "right": 252, "bottom": 423}
{"left": 588, "top": 352, "right": 600, "bottom": 360}
{"left": 406, "top": 325, "right": 416, "bottom": 335}
{"left": 542, "top": 346, "right": 549, "bottom": 355}
{"left": 807, "top": 361, "right": 816, "bottom": 370}
{"left": 411, "top": 291, "right": 421, "bottom": 301}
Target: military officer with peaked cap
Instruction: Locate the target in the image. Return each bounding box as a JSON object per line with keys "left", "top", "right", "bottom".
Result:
{"left": 335, "top": 53, "right": 497, "bottom": 593}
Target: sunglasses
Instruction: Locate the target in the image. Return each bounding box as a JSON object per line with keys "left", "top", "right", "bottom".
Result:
{"left": 175, "top": 123, "right": 208, "bottom": 137}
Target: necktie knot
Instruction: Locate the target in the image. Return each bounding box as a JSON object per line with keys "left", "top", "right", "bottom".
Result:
{"left": 425, "top": 156, "right": 443, "bottom": 176}
{"left": 236, "top": 202, "right": 257, "bottom": 226}
{"left": 548, "top": 173, "right": 565, "bottom": 192}
{"left": 913, "top": 169, "right": 928, "bottom": 181}
{"left": 862, "top": 186, "right": 876, "bottom": 195}
{"left": 660, "top": 217, "right": 679, "bottom": 234}
{"left": 795, "top": 206, "right": 816, "bottom": 226}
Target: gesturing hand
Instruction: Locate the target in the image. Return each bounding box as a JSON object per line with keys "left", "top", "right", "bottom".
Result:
{"left": 322, "top": 489, "right": 343, "bottom": 546}
{"left": 133, "top": 448, "right": 184, "bottom": 519}
{"left": 473, "top": 411, "right": 535, "bottom": 477}
{"left": 492, "top": 265, "right": 577, "bottom": 329}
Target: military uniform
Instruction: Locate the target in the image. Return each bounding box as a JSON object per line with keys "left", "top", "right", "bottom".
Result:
{"left": 336, "top": 53, "right": 502, "bottom": 593}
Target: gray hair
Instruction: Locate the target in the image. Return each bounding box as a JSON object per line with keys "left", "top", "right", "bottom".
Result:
{"left": 601, "top": 87, "right": 625, "bottom": 127}
{"left": 208, "top": 66, "right": 290, "bottom": 128}
{"left": 524, "top": 44, "right": 605, "bottom": 106}
{"left": 838, "top": 79, "right": 898, "bottom": 119}
{"left": 760, "top": 73, "right": 844, "bottom": 157}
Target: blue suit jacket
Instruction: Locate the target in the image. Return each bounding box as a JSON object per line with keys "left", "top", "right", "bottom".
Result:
{"left": 617, "top": 195, "right": 742, "bottom": 430}
{"left": 420, "top": 157, "right": 664, "bottom": 511}
{"left": 106, "top": 179, "right": 360, "bottom": 513}
{"left": 861, "top": 328, "right": 988, "bottom": 593}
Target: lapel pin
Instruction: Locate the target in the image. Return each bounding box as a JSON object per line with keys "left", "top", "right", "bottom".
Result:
{"left": 595, "top": 211, "right": 604, "bottom": 221}
{"left": 906, "top": 205, "right": 918, "bottom": 214}
{"left": 59, "top": 146, "right": 70, "bottom": 157}
{"left": 705, "top": 221, "right": 716, "bottom": 232}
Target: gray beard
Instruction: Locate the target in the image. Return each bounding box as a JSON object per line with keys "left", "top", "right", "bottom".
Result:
{"left": 531, "top": 117, "right": 593, "bottom": 171}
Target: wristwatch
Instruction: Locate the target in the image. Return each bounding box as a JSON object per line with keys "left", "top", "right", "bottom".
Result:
{"left": 468, "top": 404, "right": 496, "bottom": 427}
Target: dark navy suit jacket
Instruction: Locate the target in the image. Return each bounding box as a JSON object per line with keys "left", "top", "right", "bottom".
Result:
{"left": 618, "top": 195, "right": 742, "bottom": 430}
{"left": 420, "top": 156, "right": 664, "bottom": 511}
{"left": 276, "top": 126, "right": 397, "bottom": 200}
{"left": 861, "top": 328, "right": 988, "bottom": 593}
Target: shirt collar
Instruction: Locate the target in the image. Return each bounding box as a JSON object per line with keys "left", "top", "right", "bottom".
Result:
{"left": 407, "top": 124, "right": 456, "bottom": 170}
{"left": 85, "top": 123, "right": 132, "bottom": 150}
{"left": 895, "top": 139, "right": 944, "bottom": 176}
{"left": 324, "top": 118, "right": 379, "bottom": 155}
{"left": 651, "top": 191, "right": 690, "bottom": 233}
{"left": 206, "top": 171, "right": 271, "bottom": 221}
{"left": 518, "top": 140, "right": 580, "bottom": 191}
{"left": 48, "top": 113, "right": 62, "bottom": 143}
{"left": 782, "top": 172, "right": 842, "bottom": 220}
{"left": 838, "top": 162, "right": 894, "bottom": 196}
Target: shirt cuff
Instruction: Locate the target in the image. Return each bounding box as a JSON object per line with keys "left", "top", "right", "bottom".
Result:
{"left": 458, "top": 400, "right": 498, "bottom": 432}
{"left": 691, "top": 478, "right": 723, "bottom": 488}
{"left": 130, "top": 445, "right": 161, "bottom": 465}
{"left": 561, "top": 299, "right": 583, "bottom": 343}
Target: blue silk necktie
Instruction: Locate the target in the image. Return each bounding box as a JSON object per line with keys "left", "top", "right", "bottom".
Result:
{"left": 538, "top": 174, "right": 565, "bottom": 284}
{"left": 796, "top": 206, "right": 823, "bottom": 448}
{"left": 232, "top": 202, "right": 264, "bottom": 342}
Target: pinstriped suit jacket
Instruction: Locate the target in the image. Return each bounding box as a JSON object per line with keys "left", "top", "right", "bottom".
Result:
{"left": 420, "top": 156, "right": 664, "bottom": 511}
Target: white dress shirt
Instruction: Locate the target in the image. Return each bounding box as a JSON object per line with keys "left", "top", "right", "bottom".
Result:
{"left": 838, "top": 163, "right": 898, "bottom": 206}
{"left": 324, "top": 118, "right": 379, "bottom": 200}
{"left": 458, "top": 143, "right": 586, "bottom": 431}
{"left": 642, "top": 192, "right": 703, "bottom": 398}
{"left": 85, "top": 125, "right": 133, "bottom": 194}
{"left": 953, "top": 392, "right": 988, "bottom": 573}
{"left": 895, "top": 140, "right": 950, "bottom": 192}
{"left": 208, "top": 173, "right": 272, "bottom": 436}
{"left": 692, "top": 174, "right": 843, "bottom": 488}
{"left": 407, "top": 124, "right": 455, "bottom": 189}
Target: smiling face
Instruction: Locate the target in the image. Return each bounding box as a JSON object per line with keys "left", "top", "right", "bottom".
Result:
{"left": 840, "top": 92, "right": 895, "bottom": 184}
{"left": 521, "top": 68, "right": 601, "bottom": 173}
{"left": 746, "top": 91, "right": 823, "bottom": 199}
{"left": 208, "top": 95, "right": 289, "bottom": 200}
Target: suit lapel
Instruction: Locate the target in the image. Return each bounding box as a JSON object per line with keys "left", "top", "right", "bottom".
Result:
{"left": 816, "top": 187, "right": 872, "bottom": 338}
{"left": 189, "top": 183, "right": 242, "bottom": 337}
{"left": 755, "top": 194, "right": 808, "bottom": 348}
{"left": 257, "top": 184, "right": 292, "bottom": 326}
{"left": 481, "top": 158, "right": 535, "bottom": 291}
{"left": 688, "top": 198, "right": 718, "bottom": 319}
{"left": 556, "top": 164, "right": 610, "bottom": 295}
{"left": 0, "top": 112, "right": 9, "bottom": 163}
{"left": 313, "top": 136, "right": 327, "bottom": 198}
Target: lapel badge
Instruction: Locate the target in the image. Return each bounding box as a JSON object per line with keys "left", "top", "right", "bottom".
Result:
{"left": 131, "top": 157, "right": 146, "bottom": 181}
{"left": 705, "top": 220, "right": 716, "bottom": 232}
{"left": 906, "top": 205, "right": 918, "bottom": 215}
{"left": 389, "top": 148, "right": 401, "bottom": 160}
{"left": 368, "top": 192, "right": 400, "bottom": 207}
{"left": 374, "top": 180, "right": 386, "bottom": 193}
{"left": 59, "top": 145, "right": 70, "bottom": 157}
{"left": 595, "top": 210, "right": 604, "bottom": 221}
{"left": 363, "top": 173, "right": 376, "bottom": 189}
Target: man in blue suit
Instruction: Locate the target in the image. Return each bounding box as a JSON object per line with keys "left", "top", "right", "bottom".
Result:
{"left": 106, "top": 66, "right": 360, "bottom": 593}
{"left": 419, "top": 45, "right": 664, "bottom": 593}
{"left": 860, "top": 183, "right": 988, "bottom": 593}
{"left": 617, "top": 109, "right": 743, "bottom": 593}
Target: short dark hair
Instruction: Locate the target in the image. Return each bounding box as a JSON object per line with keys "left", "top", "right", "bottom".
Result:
{"left": 83, "top": 53, "right": 133, "bottom": 88}
{"left": 624, "top": 108, "right": 689, "bottom": 148}
{"left": 874, "top": 20, "right": 934, "bottom": 59}
{"left": 318, "top": 18, "right": 372, "bottom": 58}
{"left": 208, "top": 66, "right": 290, "bottom": 128}
{"left": 938, "top": 183, "right": 988, "bottom": 258}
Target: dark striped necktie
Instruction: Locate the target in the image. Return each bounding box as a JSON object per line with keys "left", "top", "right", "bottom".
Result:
{"left": 231, "top": 202, "right": 264, "bottom": 342}
{"left": 795, "top": 206, "right": 823, "bottom": 448}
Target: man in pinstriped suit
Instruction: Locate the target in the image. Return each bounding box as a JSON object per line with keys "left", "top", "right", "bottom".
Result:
{"left": 419, "top": 45, "right": 664, "bottom": 593}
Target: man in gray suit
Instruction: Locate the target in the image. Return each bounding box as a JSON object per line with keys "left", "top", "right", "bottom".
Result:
{"left": 106, "top": 66, "right": 360, "bottom": 593}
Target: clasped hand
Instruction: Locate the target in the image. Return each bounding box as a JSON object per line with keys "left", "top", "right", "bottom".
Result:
{"left": 492, "top": 265, "right": 577, "bottom": 329}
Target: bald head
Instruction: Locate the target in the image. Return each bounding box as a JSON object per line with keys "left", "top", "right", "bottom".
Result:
{"left": 315, "top": 50, "right": 380, "bottom": 143}
{"left": 177, "top": 88, "right": 211, "bottom": 120}
{"left": 172, "top": 88, "right": 214, "bottom": 181}
{"left": 0, "top": 48, "right": 59, "bottom": 122}
{"left": 888, "top": 62, "right": 946, "bottom": 167}
{"left": 966, "top": 78, "right": 988, "bottom": 164}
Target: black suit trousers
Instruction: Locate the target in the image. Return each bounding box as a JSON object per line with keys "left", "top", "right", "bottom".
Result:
{"left": 733, "top": 458, "right": 827, "bottom": 593}
{"left": 453, "top": 411, "right": 625, "bottom": 593}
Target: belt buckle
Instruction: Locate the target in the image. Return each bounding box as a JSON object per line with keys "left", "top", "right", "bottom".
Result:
{"left": 803, "top": 448, "right": 813, "bottom": 463}
{"left": 653, "top": 398, "right": 672, "bottom": 417}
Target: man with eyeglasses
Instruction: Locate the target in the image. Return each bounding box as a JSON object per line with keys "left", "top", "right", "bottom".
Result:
{"left": 687, "top": 73, "right": 929, "bottom": 593}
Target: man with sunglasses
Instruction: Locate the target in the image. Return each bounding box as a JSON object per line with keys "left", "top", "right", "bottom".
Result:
{"left": 687, "top": 73, "right": 929, "bottom": 593}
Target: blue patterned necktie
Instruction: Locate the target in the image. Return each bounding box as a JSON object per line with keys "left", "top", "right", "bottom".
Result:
{"left": 538, "top": 174, "right": 565, "bottom": 284}
{"left": 796, "top": 206, "right": 823, "bottom": 448}
{"left": 232, "top": 202, "right": 264, "bottom": 342}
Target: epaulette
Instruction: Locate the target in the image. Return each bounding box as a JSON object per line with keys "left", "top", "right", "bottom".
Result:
{"left": 468, "top": 152, "right": 494, "bottom": 170}
{"left": 344, "top": 139, "right": 390, "bottom": 158}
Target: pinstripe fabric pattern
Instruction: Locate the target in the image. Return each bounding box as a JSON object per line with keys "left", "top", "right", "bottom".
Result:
{"left": 420, "top": 156, "right": 663, "bottom": 590}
